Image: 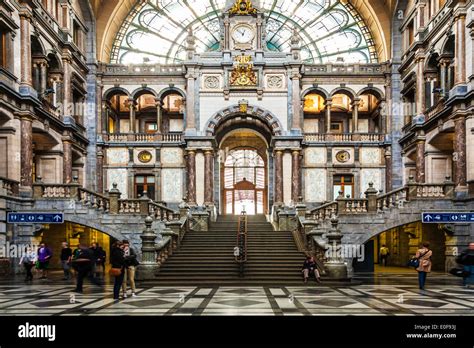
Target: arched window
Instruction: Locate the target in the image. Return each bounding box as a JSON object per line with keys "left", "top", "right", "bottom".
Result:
{"left": 111, "top": 0, "right": 378, "bottom": 64}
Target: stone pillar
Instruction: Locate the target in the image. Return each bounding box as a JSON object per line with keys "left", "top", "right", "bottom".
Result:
{"left": 185, "top": 70, "right": 196, "bottom": 131}
{"left": 40, "top": 61, "right": 48, "bottom": 95}
{"left": 204, "top": 150, "right": 214, "bottom": 205}
{"left": 325, "top": 99, "right": 332, "bottom": 133}
{"left": 291, "top": 150, "right": 302, "bottom": 202}
{"left": 416, "top": 57, "right": 425, "bottom": 114}
{"left": 416, "top": 137, "right": 426, "bottom": 183}
{"left": 324, "top": 218, "right": 349, "bottom": 279}
{"left": 290, "top": 67, "right": 302, "bottom": 131}
{"left": 352, "top": 99, "right": 360, "bottom": 133}
{"left": 62, "top": 56, "right": 72, "bottom": 117}
{"left": 97, "top": 150, "right": 104, "bottom": 193}
{"left": 274, "top": 150, "right": 284, "bottom": 205}
{"left": 135, "top": 216, "right": 159, "bottom": 280}
{"left": 385, "top": 147, "right": 392, "bottom": 192}
{"left": 439, "top": 59, "right": 449, "bottom": 97}
{"left": 62, "top": 134, "right": 73, "bottom": 184}
{"left": 155, "top": 99, "right": 162, "bottom": 134}
{"left": 186, "top": 150, "right": 197, "bottom": 205}
{"left": 453, "top": 115, "right": 467, "bottom": 190}
{"left": 128, "top": 98, "right": 136, "bottom": 133}
{"left": 20, "top": 113, "right": 34, "bottom": 190}
{"left": 19, "top": 11, "right": 33, "bottom": 90}
{"left": 454, "top": 14, "right": 466, "bottom": 85}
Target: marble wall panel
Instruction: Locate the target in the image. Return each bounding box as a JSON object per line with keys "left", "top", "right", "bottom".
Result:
{"left": 161, "top": 148, "right": 183, "bottom": 165}
{"left": 305, "top": 169, "right": 327, "bottom": 202}
{"left": 107, "top": 169, "right": 128, "bottom": 198}
{"left": 360, "top": 148, "right": 381, "bottom": 165}
{"left": 360, "top": 169, "right": 382, "bottom": 193}
{"left": 107, "top": 148, "right": 129, "bottom": 165}
{"left": 305, "top": 148, "right": 326, "bottom": 165}
{"left": 162, "top": 169, "right": 183, "bottom": 203}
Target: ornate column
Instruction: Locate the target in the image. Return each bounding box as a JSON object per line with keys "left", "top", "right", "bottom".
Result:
{"left": 40, "top": 60, "right": 48, "bottom": 95}
{"left": 97, "top": 150, "right": 104, "bottom": 193}
{"left": 19, "top": 10, "right": 33, "bottom": 91}
{"left": 204, "top": 150, "right": 214, "bottom": 205}
{"left": 454, "top": 14, "right": 467, "bottom": 85}
{"left": 352, "top": 98, "right": 360, "bottom": 133}
{"left": 415, "top": 135, "right": 426, "bottom": 183}
{"left": 274, "top": 150, "right": 284, "bottom": 205}
{"left": 185, "top": 70, "right": 197, "bottom": 131}
{"left": 416, "top": 57, "right": 425, "bottom": 115}
{"left": 453, "top": 115, "right": 467, "bottom": 189}
{"left": 439, "top": 58, "right": 449, "bottom": 97}
{"left": 185, "top": 150, "right": 197, "bottom": 205}
{"left": 19, "top": 113, "right": 34, "bottom": 189}
{"left": 290, "top": 67, "right": 302, "bottom": 131}
{"left": 155, "top": 99, "right": 162, "bottom": 134}
{"left": 291, "top": 150, "right": 302, "bottom": 202}
{"left": 127, "top": 98, "right": 136, "bottom": 133}
{"left": 325, "top": 99, "right": 333, "bottom": 133}
{"left": 385, "top": 147, "right": 392, "bottom": 192}
{"left": 62, "top": 133, "right": 73, "bottom": 184}
{"left": 62, "top": 55, "right": 72, "bottom": 116}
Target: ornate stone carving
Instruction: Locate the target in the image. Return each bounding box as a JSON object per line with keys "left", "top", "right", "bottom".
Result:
{"left": 204, "top": 75, "right": 220, "bottom": 89}
{"left": 229, "top": 0, "right": 257, "bottom": 15}
{"left": 266, "top": 74, "right": 283, "bottom": 89}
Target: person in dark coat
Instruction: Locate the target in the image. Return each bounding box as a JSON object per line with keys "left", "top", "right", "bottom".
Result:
{"left": 72, "top": 244, "right": 102, "bottom": 293}
{"left": 302, "top": 256, "right": 321, "bottom": 283}
{"left": 110, "top": 241, "right": 125, "bottom": 301}
{"left": 456, "top": 242, "right": 474, "bottom": 287}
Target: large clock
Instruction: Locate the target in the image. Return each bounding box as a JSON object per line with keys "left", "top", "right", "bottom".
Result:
{"left": 232, "top": 24, "right": 255, "bottom": 44}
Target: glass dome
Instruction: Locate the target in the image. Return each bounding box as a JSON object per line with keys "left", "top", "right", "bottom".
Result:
{"left": 111, "top": 0, "right": 378, "bottom": 65}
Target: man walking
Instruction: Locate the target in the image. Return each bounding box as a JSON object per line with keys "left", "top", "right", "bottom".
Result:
{"left": 60, "top": 242, "right": 73, "bottom": 280}
{"left": 72, "top": 244, "right": 102, "bottom": 293}
{"left": 380, "top": 245, "right": 390, "bottom": 267}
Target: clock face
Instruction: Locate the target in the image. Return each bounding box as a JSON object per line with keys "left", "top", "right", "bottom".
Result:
{"left": 232, "top": 25, "right": 254, "bottom": 44}
{"left": 336, "top": 151, "right": 350, "bottom": 163}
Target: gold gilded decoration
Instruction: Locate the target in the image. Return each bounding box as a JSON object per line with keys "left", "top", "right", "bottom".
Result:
{"left": 229, "top": 0, "right": 257, "bottom": 15}
{"left": 230, "top": 55, "right": 257, "bottom": 87}
{"left": 239, "top": 99, "right": 249, "bottom": 113}
{"left": 336, "top": 150, "right": 351, "bottom": 163}
{"left": 138, "top": 150, "right": 153, "bottom": 164}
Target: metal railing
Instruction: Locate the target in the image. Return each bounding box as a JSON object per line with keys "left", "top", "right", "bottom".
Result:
{"left": 235, "top": 211, "right": 248, "bottom": 277}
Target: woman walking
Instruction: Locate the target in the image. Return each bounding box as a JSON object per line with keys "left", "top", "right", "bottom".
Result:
{"left": 110, "top": 241, "right": 125, "bottom": 301}
{"left": 416, "top": 242, "right": 432, "bottom": 290}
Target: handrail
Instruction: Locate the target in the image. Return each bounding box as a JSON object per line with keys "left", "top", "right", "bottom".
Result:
{"left": 235, "top": 211, "right": 248, "bottom": 277}
{"left": 149, "top": 201, "right": 180, "bottom": 221}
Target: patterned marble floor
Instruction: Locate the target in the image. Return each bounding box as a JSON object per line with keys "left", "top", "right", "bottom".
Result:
{"left": 0, "top": 280, "right": 472, "bottom": 316}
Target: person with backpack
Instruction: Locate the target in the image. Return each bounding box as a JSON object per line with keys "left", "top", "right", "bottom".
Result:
{"left": 122, "top": 240, "right": 139, "bottom": 298}
{"left": 72, "top": 244, "right": 102, "bottom": 293}
{"left": 456, "top": 242, "right": 474, "bottom": 287}
{"left": 415, "top": 242, "right": 432, "bottom": 290}
{"left": 19, "top": 246, "right": 36, "bottom": 282}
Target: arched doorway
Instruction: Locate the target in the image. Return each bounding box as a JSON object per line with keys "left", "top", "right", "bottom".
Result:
{"left": 220, "top": 130, "right": 269, "bottom": 215}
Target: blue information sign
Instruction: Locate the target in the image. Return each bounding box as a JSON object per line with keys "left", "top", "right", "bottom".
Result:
{"left": 422, "top": 213, "right": 474, "bottom": 223}
{"left": 7, "top": 213, "right": 64, "bottom": 224}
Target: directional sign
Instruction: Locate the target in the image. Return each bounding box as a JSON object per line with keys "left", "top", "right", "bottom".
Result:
{"left": 422, "top": 213, "right": 474, "bottom": 224}
{"left": 7, "top": 213, "right": 64, "bottom": 224}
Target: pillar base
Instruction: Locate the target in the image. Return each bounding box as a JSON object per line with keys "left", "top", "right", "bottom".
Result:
{"left": 325, "top": 263, "right": 349, "bottom": 280}
{"left": 135, "top": 264, "right": 160, "bottom": 281}
{"left": 455, "top": 185, "right": 469, "bottom": 199}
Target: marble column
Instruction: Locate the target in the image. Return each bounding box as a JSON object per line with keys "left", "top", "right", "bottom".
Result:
{"left": 19, "top": 12, "right": 32, "bottom": 88}
{"left": 40, "top": 61, "right": 48, "bottom": 95}
{"left": 97, "top": 150, "right": 104, "bottom": 193}
{"left": 453, "top": 115, "right": 467, "bottom": 189}
{"left": 416, "top": 138, "right": 426, "bottom": 183}
{"left": 128, "top": 98, "right": 136, "bottom": 133}
{"left": 290, "top": 68, "right": 302, "bottom": 130}
{"left": 274, "top": 150, "right": 283, "bottom": 204}
{"left": 20, "top": 114, "right": 33, "bottom": 189}
{"left": 352, "top": 99, "right": 360, "bottom": 133}
{"left": 416, "top": 57, "right": 425, "bottom": 114}
{"left": 62, "top": 56, "right": 72, "bottom": 116}
{"left": 185, "top": 70, "right": 196, "bottom": 131}
{"left": 439, "top": 59, "right": 449, "bottom": 97}
{"left": 186, "top": 150, "right": 197, "bottom": 205}
{"left": 204, "top": 150, "right": 214, "bottom": 205}
{"left": 155, "top": 99, "right": 162, "bottom": 134}
{"left": 62, "top": 135, "right": 73, "bottom": 184}
{"left": 325, "top": 99, "right": 333, "bottom": 133}
{"left": 454, "top": 14, "right": 466, "bottom": 85}
{"left": 291, "top": 150, "right": 302, "bottom": 202}
{"left": 385, "top": 147, "right": 392, "bottom": 192}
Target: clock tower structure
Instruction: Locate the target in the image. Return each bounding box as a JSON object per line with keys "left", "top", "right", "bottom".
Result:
{"left": 222, "top": 0, "right": 265, "bottom": 52}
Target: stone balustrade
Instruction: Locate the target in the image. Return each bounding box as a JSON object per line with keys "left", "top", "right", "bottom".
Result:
{"left": 105, "top": 132, "right": 183, "bottom": 143}
{"left": 78, "top": 188, "right": 110, "bottom": 212}
{"left": 0, "top": 177, "right": 19, "bottom": 196}
{"left": 306, "top": 201, "right": 338, "bottom": 222}
{"left": 149, "top": 201, "right": 181, "bottom": 222}
{"left": 376, "top": 187, "right": 408, "bottom": 211}
{"left": 304, "top": 133, "right": 384, "bottom": 143}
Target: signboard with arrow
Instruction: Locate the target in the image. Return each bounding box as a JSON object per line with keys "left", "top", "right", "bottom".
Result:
{"left": 7, "top": 213, "right": 64, "bottom": 224}
{"left": 422, "top": 213, "right": 474, "bottom": 224}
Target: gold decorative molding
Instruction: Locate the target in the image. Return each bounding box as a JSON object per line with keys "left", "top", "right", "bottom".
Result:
{"left": 230, "top": 55, "right": 257, "bottom": 87}
{"left": 229, "top": 0, "right": 257, "bottom": 15}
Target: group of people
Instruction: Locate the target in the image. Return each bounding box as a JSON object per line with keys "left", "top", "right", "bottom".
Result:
{"left": 18, "top": 240, "right": 140, "bottom": 300}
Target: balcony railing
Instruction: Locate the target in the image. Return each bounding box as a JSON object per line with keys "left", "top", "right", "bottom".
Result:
{"left": 304, "top": 133, "right": 385, "bottom": 143}
{"left": 105, "top": 132, "right": 183, "bottom": 143}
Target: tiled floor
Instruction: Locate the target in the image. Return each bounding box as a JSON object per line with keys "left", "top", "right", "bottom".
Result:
{"left": 0, "top": 275, "right": 472, "bottom": 316}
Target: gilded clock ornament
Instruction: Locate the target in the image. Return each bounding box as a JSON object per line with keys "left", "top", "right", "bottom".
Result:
{"left": 138, "top": 150, "right": 153, "bottom": 163}
{"left": 230, "top": 55, "right": 257, "bottom": 87}
{"left": 229, "top": 0, "right": 257, "bottom": 15}
{"left": 336, "top": 150, "right": 350, "bottom": 163}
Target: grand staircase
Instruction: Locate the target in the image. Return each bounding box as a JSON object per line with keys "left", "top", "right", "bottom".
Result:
{"left": 155, "top": 215, "right": 306, "bottom": 285}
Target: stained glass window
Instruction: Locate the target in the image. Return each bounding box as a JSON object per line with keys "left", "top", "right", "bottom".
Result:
{"left": 112, "top": 0, "right": 378, "bottom": 64}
